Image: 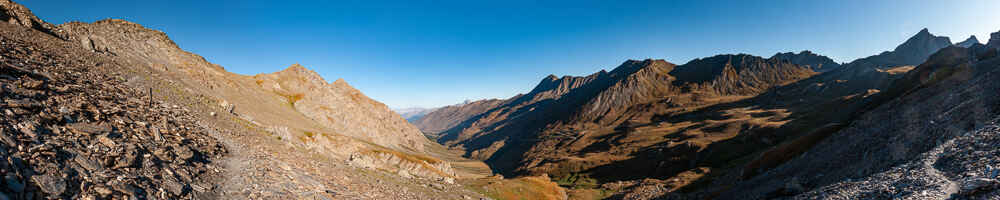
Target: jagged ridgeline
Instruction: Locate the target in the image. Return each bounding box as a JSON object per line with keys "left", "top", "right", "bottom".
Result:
{"left": 416, "top": 27, "right": 1000, "bottom": 199}
{"left": 5, "top": 0, "right": 1000, "bottom": 199}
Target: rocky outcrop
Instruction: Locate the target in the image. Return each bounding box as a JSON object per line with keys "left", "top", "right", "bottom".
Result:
{"left": 0, "top": 0, "right": 62, "bottom": 38}
{"left": 347, "top": 150, "right": 458, "bottom": 182}
{"left": 770, "top": 50, "right": 841, "bottom": 72}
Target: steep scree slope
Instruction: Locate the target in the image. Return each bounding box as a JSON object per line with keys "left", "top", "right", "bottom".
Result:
{"left": 0, "top": 18, "right": 225, "bottom": 199}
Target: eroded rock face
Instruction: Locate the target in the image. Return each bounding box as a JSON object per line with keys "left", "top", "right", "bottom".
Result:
{"left": 347, "top": 151, "right": 458, "bottom": 181}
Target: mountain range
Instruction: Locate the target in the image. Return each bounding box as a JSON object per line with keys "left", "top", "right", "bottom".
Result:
{"left": 3, "top": 0, "right": 1000, "bottom": 199}
{"left": 414, "top": 28, "right": 1000, "bottom": 199}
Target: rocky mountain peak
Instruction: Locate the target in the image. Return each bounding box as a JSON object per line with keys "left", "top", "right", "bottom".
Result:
{"left": 893, "top": 28, "right": 952, "bottom": 58}
{"left": 544, "top": 74, "right": 558, "bottom": 81}
{"left": 267, "top": 63, "right": 327, "bottom": 87}
{"left": 956, "top": 35, "right": 981, "bottom": 48}
{"left": 845, "top": 28, "right": 953, "bottom": 68}
{"left": 611, "top": 59, "right": 668, "bottom": 75}
{"left": 917, "top": 27, "right": 931, "bottom": 35}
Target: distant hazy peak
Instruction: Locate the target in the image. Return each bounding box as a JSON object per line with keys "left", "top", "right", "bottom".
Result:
{"left": 956, "top": 35, "right": 981, "bottom": 48}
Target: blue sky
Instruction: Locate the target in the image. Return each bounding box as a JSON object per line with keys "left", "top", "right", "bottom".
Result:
{"left": 23, "top": 0, "right": 1000, "bottom": 108}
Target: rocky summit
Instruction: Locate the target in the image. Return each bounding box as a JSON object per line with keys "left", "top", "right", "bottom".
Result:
{"left": 957, "top": 35, "right": 981, "bottom": 48}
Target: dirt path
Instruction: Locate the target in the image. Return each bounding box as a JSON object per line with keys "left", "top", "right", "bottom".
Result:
{"left": 921, "top": 139, "right": 959, "bottom": 199}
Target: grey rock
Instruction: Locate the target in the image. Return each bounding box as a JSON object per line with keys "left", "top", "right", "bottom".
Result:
{"left": 112, "top": 182, "right": 142, "bottom": 197}
{"left": 66, "top": 122, "right": 111, "bottom": 136}
{"left": 93, "top": 186, "right": 112, "bottom": 197}
{"left": 31, "top": 174, "right": 65, "bottom": 196}
{"left": 74, "top": 155, "right": 104, "bottom": 173}
{"left": 173, "top": 145, "right": 194, "bottom": 161}
{"left": 162, "top": 177, "right": 185, "bottom": 196}
{"left": 960, "top": 178, "right": 1000, "bottom": 195}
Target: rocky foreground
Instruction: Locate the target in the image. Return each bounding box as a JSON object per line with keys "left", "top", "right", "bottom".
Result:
{"left": 0, "top": 21, "right": 224, "bottom": 199}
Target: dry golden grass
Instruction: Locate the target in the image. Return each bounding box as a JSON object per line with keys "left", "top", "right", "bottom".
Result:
{"left": 567, "top": 188, "right": 612, "bottom": 200}
{"left": 464, "top": 176, "right": 567, "bottom": 200}
{"left": 878, "top": 65, "right": 916, "bottom": 75}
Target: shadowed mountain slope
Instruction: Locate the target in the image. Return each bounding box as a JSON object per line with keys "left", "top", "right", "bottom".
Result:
{"left": 715, "top": 40, "right": 1000, "bottom": 199}
{"left": 769, "top": 51, "right": 841, "bottom": 72}
{"left": 421, "top": 55, "right": 816, "bottom": 185}
{"left": 415, "top": 28, "right": 962, "bottom": 199}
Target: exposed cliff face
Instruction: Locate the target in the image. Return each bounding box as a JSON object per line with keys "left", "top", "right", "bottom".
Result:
{"left": 770, "top": 50, "right": 841, "bottom": 72}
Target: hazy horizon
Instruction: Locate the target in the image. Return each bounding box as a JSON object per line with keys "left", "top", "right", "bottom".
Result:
{"left": 23, "top": 0, "right": 1000, "bottom": 108}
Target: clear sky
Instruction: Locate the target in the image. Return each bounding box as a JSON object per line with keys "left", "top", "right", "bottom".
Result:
{"left": 22, "top": 0, "right": 1000, "bottom": 108}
